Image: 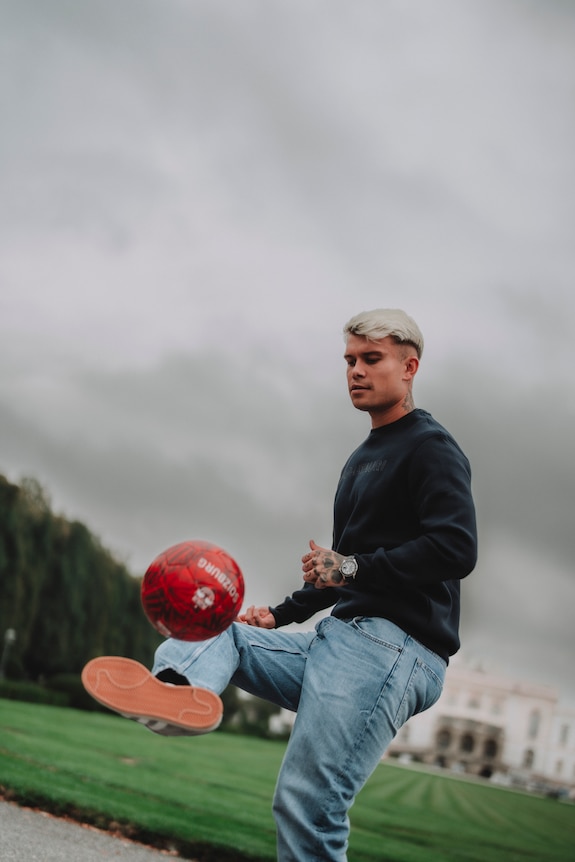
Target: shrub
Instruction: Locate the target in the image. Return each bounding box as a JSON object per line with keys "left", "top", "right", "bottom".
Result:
{"left": 0, "top": 679, "right": 68, "bottom": 706}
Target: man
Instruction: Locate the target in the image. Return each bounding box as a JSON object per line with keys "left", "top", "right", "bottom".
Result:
{"left": 83, "top": 308, "right": 477, "bottom": 862}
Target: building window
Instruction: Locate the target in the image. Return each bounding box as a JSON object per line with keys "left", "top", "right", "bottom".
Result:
{"left": 460, "top": 733, "right": 475, "bottom": 753}
{"left": 523, "top": 749, "right": 535, "bottom": 769}
{"left": 555, "top": 760, "right": 563, "bottom": 776}
{"left": 437, "top": 729, "right": 451, "bottom": 750}
{"left": 483, "top": 739, "right": 498, "bottom": 758}
{"left": 527, "top": 710, "right": 540, "bottom": 740}
{"left": 559, "top": 724, "right": 569, "bottom": 747}
{"left": 467, "top": 693, "right": 481, "bottom": 709}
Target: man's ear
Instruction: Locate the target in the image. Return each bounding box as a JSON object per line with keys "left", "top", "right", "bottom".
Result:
{"left": 404, "top": 355, "right": 419, "bottom": 381}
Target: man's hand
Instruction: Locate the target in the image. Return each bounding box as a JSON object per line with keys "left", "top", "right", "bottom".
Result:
{"left": 302, "top": 539, "right": 345, "bottom": 589}
{"left": 237, "top": 605, "right": 276, "bottom": 628}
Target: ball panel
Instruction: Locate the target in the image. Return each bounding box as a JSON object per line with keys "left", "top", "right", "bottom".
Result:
{"left": 141, "top": 540, "right": 244, "bottom": 641}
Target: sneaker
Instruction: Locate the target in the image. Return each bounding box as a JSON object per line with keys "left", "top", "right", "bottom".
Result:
{"left": 81, "top": 656, "right": 223, "bottom": 736}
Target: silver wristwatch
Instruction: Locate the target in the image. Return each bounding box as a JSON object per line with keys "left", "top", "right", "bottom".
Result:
{"left": 339, "top": 556, "right": 358, "bottom": 582}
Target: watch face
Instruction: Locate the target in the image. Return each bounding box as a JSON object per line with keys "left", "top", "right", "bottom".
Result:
{"left": 341, "top": 559, "right": 356, "bottom": 576}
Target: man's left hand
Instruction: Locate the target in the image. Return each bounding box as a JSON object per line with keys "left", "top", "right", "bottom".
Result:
{"left": 302, "top": 540, "right": 345, "bottom": 589}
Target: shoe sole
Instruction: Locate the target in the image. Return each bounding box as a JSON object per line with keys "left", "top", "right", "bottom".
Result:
{"left": 81, "top": 656, "right": 222, "bottom": 734}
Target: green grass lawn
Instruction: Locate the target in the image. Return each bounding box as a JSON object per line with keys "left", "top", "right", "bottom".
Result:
{"left": 1, "top": 699, "right": 573, "bottom": 861}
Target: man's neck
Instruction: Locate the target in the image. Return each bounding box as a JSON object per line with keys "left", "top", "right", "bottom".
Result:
{"left": 370, "top": 395, "right": 415, "bottom": 429}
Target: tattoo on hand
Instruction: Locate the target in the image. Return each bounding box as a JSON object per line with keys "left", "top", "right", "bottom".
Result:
{"left": 323, "top": 553, "right": 344, "bottom": 584}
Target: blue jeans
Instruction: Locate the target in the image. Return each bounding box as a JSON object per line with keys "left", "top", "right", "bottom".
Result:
{"left": 153, "top": 616, "right": 445, "bottom": 862}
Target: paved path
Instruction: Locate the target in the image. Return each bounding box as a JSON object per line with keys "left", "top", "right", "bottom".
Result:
{"left": 0, "top": 800, "right": 183, "bottom": 861}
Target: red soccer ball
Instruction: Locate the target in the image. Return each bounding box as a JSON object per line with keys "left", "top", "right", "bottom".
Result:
{"left": 141, "top": 540, "right": 244, "bottom": 641}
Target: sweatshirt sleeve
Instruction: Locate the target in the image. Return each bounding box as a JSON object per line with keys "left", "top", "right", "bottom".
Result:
{"left": 270, "top": 583, "right": 338, "bottom": 628}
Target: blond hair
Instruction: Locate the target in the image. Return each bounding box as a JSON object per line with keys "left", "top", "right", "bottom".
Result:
{"left": 343, "top": 308, "right": 424, "bottom": 359}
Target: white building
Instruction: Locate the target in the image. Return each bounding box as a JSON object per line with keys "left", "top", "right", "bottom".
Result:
{"left": 389, "top": 660, "right": 575, "bottom": 793}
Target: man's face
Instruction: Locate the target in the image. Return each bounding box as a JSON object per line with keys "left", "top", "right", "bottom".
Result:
{"left": 344, "top": 334, "right": 418, "bottom": 426}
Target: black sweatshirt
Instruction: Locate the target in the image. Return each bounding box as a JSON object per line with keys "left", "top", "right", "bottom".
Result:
{"left": 270, "top": 409, "right": 478, "bottom": 660}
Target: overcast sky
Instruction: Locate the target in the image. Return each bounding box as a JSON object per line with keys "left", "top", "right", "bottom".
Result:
{"left": 1, "top": 0, "right": 574, "bottom": 706}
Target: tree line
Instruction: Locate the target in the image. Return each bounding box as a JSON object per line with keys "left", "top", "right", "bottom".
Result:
{"left": 0, "top": 474, "right": 161, "bottom": 680}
